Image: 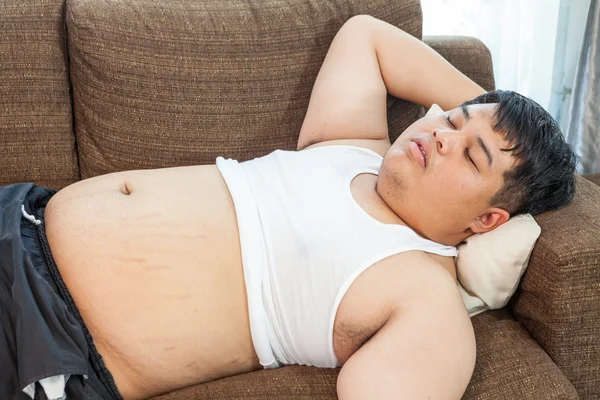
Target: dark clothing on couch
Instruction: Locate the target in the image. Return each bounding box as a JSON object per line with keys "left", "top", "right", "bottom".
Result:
{"left": 0, "top": 183, "right": 121, "bottom": 400}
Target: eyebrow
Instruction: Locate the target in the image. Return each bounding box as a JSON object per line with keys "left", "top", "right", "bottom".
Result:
{"left": 460, "top": 104, "right": 493, "bottom": 168}
{"left": 477, "top": 135, "right": 493, "bottom": 167}
{"left": 461, "top": 104, "right": 472, "bottom": 121}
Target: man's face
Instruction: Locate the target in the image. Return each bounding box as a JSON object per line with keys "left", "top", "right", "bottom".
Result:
{"left": 378, "top": 103, "right": 517, "bottom": 245}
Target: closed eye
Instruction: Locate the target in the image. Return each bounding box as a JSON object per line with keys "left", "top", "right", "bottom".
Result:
{"left": 447, "top": 114, "right": 478, "bottom": 171}
{"left": 465, "top": 148, "right": 478, "bottom": 171}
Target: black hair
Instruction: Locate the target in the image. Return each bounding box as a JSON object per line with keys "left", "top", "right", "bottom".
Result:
{"left": 462, "top": 89, "right": 579, "bottom": 216}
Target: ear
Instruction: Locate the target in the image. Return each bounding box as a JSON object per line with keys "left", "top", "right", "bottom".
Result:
{"left": 469, "top": 207, "right": 511, "bottom": 234}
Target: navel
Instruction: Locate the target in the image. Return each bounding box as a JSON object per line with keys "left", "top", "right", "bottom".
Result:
{"left": 120, "top": 181, "right": 132, "bottom": 195}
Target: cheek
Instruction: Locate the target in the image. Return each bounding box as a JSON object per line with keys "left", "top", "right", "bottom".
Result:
{"left": 385, "top": 142, "right": 407, "bottom": 160}
{"left": 431, "top": 171, "right": 480, "bottom": 203}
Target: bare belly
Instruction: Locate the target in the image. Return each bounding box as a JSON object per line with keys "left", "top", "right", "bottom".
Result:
{"left": 44, "top": 165, "right": 261, "bottom": 399}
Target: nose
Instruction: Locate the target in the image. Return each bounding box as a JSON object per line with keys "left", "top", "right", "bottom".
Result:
{"left": 432, "top": 128, "right": 459, "bottom": 155}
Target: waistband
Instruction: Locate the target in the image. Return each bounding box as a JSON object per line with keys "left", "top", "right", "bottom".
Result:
{"left": 21, "top": 184, "right": 123, "bottom": 399}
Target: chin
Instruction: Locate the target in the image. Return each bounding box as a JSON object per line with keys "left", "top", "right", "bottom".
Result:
{"left": 379, "top": 158, "right": 413, "bottom": 198}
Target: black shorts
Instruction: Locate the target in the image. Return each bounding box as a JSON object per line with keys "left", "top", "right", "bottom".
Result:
{"left": 0, "top": 183, "right": 122, "bottom": 400}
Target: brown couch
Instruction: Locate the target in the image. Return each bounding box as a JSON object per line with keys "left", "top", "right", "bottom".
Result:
{"left": 2, "top": 0, "right": 599, "bottom": 398}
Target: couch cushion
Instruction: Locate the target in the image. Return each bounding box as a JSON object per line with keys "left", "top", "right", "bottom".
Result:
{"left": 66, "top": 0, "right": 422, "bottom": 178}
{"left": 152, "top": 365, "right": 338, "bottom": 400}
{"left": 464, "top": 309, "right": 577, "bottom": 399}
{"left": 423, "top": 36, "right": 495, "bottom": 92}
{"left": 511, "top": 175, "right": 600, "bottom": 398}
{"left": 151, "top": 309, "right": 577, "bottom": 400}
{"left": 0, "top": 0, "right": 79, "bottom": 189}
{"left": 584, "top": 173, "right": 600, "bottom": 187}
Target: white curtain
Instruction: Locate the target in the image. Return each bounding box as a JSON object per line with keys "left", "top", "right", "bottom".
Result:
{"left": 564, "top": 0, "right": 600, "bottom": 174}
{"left": 421, "top": 0, "right": 590, "bottom": 117}
{"left": 549, "top": 0, "right": 593, "bottom": 134}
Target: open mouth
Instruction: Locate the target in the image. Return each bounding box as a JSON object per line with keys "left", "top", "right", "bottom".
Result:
{"left": 417, "top": 142, "right": 427, "bottom": 167}
{"left": 410, "top": 140, "right": 427, "bottom": 168}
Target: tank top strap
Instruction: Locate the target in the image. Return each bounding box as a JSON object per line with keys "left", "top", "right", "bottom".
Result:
{"left": 389, "top": 225, "right": 459, "bottom": 257}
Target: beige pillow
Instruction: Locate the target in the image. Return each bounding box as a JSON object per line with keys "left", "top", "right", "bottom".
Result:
{"left": 425, "top": 104, "right": 542, "bottom": 317}
{"left": 456, "top": 214, "right": 541, "bottom": 316}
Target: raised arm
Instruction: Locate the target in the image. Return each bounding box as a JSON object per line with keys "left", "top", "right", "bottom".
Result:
{"left": 298, "top": 15, "right": 486, "bottom": 149}
{"left": 369, "top": 15, "right": 486, "bottom": 110}
{"left": 336, "top": 261, "right": 476, "bottom": 400}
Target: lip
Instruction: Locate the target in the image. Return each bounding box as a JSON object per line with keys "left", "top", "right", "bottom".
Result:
{"left": 409, "top": 139, "right": 431, "bottom": 168}
{"left": 408, "top": 141, "right": 426, "bottom": 168}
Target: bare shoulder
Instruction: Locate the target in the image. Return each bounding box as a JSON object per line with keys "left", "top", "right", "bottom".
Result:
{"left": 301, "top": 138, "right": 391, "bottom": 158}
{"left": 354, "top": 250, "right": 459, "bottom": 307}
{"left": 333, "top": 251, "right": 461, "bottom": 365}
{"left": 336, "top": 253, "right": 474, "bottom": 399}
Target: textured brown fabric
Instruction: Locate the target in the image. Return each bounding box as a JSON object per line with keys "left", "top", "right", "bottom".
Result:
{"left": 464, "top": 309, "right": 578, "bottom": 400}
{"left": 584, "top": 173, "right": 600, "bottom": 187}
{"left": 152, "top": 366, "right": 339, "bottom": 400}
{"left": 151, "top": 309, "right": 578, "bottom": 399}
{"left": 512, "top": 175, "right": 600, "bottom": 398}
{"left": 386, "top": 97, "right": 422, "bottom": 144}
{"left": 0, "top": 0, "right": 79, "bottom": 190}
{"left": 423, "top": 36, "right": 496, "bottom": 92}
{"left": 66, "top": 0, "right": 422, "bottom": 179}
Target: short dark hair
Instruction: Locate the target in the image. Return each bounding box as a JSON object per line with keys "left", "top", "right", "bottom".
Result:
{"left": 462, "top": 89, "right": 579, "bottom": 216}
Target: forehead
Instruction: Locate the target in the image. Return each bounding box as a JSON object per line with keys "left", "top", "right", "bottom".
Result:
{"left": 452, "top": 103, "right": 496, "bottom": 125}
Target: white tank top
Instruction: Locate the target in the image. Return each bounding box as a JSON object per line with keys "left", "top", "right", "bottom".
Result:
{"left": 215, "top": 145, "right": 457, "bottom": 369}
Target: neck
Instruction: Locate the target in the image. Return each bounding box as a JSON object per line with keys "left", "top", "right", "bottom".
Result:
{"left": 391, "top": 213, "right": 472, "bottom": 247}
{"left": 372, "top": 181, "right": 471, "bottom": 246}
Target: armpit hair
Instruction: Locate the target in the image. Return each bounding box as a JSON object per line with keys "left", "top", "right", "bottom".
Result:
{"left": 336, "top": 320, "right": 380, "bottom": 353}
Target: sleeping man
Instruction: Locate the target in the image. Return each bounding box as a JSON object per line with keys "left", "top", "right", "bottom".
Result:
{"left": 0, "top": 14, "right": 577, "bottom": 400}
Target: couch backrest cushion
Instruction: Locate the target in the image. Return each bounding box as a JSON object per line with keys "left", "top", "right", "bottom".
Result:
{"left": 1, "top": 0, "right": 79, "bottom": 189}
{"left": 511, "top": 175, "right": 600, "bottom": 397}
{"left": 66, "top": 0, "right": 422, "bottom": 178}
